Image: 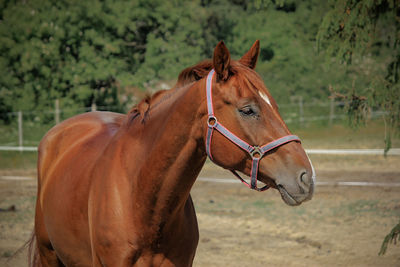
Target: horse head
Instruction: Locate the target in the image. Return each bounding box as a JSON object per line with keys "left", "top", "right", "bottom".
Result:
{"left": 202, "top": 41, "right": 315, "bottom": 206}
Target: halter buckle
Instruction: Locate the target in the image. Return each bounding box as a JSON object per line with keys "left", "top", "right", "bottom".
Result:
{"left": 250, "top": 146, "right": 262, "bottom": 159}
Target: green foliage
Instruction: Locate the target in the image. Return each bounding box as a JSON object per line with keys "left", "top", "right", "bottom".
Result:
{"left": 235, "top": 1, "right": 336, "bottom": 102}
{"left": 0, "top": 0, "right": 339, "bottom": 117}
{"left": 134, "top": 1, "right": 206, "bottom": 85}
{"left": 0, "top": 0, "right": 131, "bottom": 113}
{"left": 379, "top": 220, "right": 400, "bottom": 255}
{"left": 0, "top": 0, "right": 398, "bottom": 143}
{"left": 317, "top": 0, "right": 400, "bottom": 153}
{"left": 317, "top": 0, "right": 399, "bottom": 62}
{"left": 1, "top": 0, "right": 257, "bottom": 115}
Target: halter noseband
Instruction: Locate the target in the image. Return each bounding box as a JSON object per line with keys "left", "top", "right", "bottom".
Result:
{"left": 205, "top": 69, "right": 301, "bottom": 191}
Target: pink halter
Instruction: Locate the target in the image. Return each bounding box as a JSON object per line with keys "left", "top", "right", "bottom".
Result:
{"left": 205, "top": 69, "right": 301, "bottom": 191}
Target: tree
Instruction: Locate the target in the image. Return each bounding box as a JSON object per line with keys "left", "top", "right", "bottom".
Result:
{"left": 317, "top": 0, "right": 400, "bottom": 153}
{"left": 0, "top": 0, "right": 132, "bottom": 114}
{"left": 0, "top": 0, "right": 249, "bottom": 116}
{"left": 2, "top": 0, "right": 396, "bottom": 132}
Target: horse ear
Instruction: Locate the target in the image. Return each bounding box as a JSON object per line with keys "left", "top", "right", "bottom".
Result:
{"left": 239, "top": 40, "right": 260, "bottom": 69}
{"left": 213, "top": 41, "right": 231, "bottom": 81}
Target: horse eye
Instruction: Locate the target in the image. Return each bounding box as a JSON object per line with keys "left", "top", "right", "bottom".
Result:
{"left": 239, "top": 106, "right": 256, "bottom": 116}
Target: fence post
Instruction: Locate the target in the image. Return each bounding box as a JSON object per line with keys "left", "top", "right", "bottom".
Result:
{"left": 298, "top": 96, "right": 304, "bottom": 127}
{"left": 55, "top": 99, "right": 60, "bottom": 124}
{"left": 329, "top": 98, "right": 335, "bottom": 126}
{"left": 18, "top": 111, "right": 23, "bottom": 148}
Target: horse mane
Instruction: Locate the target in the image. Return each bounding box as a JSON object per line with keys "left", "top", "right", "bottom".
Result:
{"left": 127, "top": 60, "right": 213, "bottom": 125}
{"left": 175, "top": 60, "right": 213, "bottom": 87}
{"left": 127, "top": 58, "right": 267, "bottom": 125}
{"left": 127, "top": 90, "right": 167, "bottom": 124}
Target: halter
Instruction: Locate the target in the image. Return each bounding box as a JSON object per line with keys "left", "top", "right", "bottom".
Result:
{"left": 205, "top": 69, "right": 301, "bottom": 191}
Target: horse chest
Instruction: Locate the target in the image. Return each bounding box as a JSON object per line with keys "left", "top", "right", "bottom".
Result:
{"left": 89, "top": 187, "right": 199, "bottom": 266}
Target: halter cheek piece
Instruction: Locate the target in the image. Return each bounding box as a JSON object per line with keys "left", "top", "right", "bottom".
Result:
{"left": 205, "top": 69, "right": 301, "bottom": 191}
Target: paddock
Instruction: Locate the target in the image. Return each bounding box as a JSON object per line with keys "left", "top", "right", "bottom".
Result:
{"left": 1, "top": 152, "right": 399, "bottom": 266}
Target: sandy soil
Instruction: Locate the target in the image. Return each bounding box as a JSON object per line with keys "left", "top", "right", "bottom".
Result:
{"left": 1, "top": 155, "right": 399, "bottom": 266}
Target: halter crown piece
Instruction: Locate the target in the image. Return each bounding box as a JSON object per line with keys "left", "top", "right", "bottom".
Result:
{"left": 205, "top": 69, "right": 301, "bottom": 191}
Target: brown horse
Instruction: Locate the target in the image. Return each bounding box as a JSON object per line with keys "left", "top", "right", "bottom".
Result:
{"left": 30, "top": 41, "right": 315, "bottom": 267}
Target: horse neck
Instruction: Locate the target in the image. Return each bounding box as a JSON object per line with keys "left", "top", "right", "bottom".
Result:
{"left": 121, "top": 80, "right": 207, "bottom": 225}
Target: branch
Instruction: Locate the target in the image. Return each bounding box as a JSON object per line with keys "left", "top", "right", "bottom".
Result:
{"left": 379, "top": 220, "right": 400, "bottom": 255}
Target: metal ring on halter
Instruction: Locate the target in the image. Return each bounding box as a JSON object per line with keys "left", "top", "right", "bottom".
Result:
{"left": 207, "top": 116, "right": 218, "bottom": 128}
{"left": 250, "top": 146, "right": 262, "bottom": 159}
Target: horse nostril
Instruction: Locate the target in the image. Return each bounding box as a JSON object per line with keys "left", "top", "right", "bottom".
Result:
{"left": 300, "top": 171, "right": 311, "bottom": 186}
{"left": 297, "top": 171, "right": 311, "bottom": 195}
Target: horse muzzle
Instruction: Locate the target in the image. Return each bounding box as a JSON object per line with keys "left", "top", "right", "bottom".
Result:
{"left": 276, "top": 170, "right": 315, "bottom": 206}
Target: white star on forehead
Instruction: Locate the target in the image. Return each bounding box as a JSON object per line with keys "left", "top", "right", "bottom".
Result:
{"left": 258, "top": 91, "right": 271, "bottom": 106}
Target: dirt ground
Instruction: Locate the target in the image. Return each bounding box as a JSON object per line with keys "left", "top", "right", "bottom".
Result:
{"left": 1, "top": 155, "right": 400, "bottom": 266}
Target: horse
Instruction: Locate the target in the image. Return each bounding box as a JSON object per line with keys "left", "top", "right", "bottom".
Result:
{"left": 29, "top": 40, "right": 315, "bottom": 267}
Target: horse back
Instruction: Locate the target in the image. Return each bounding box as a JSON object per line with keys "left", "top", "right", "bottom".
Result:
{"left": 37, "top": 111, "right": 125, "bottom": 192}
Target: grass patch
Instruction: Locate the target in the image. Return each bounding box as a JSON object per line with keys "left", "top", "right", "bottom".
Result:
{"left": 0, "top": 121, "right": 52, "bottom": 147}
{"left": 0, "top": 151, "right": 37, "bottom": 170}
{"left": 331, "top": 199, "right": 400, "bottom": 218}
{"left": 345, "top": 200, "right": 380, "bottom": 214}
{"left": 294, "top": 120, "right": 399, "bottom": 149}
{"left": 2, "top": 250, "right": 13, "bottom": 258}
{"left": 251, "top": 200, "right": 274, "bottom": 209}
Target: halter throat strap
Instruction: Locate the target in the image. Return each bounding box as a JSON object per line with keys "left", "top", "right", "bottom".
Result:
{"left": 205, "top": 69, "right": 301, "bottom": 191}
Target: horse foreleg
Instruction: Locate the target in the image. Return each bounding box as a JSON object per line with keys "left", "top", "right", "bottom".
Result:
{"left": 34, "top": 201, "right": 65, "bottom": 267}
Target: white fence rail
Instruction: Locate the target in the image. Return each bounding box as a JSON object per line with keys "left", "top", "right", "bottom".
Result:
{"left": 306, "top": 148, "right": 400, "bottom": 156}
{"left": 198, "top": 177, "right": 400, "bottom": 187}
{"left": 0, "top": 146, "right": 38, "bottom": 152}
